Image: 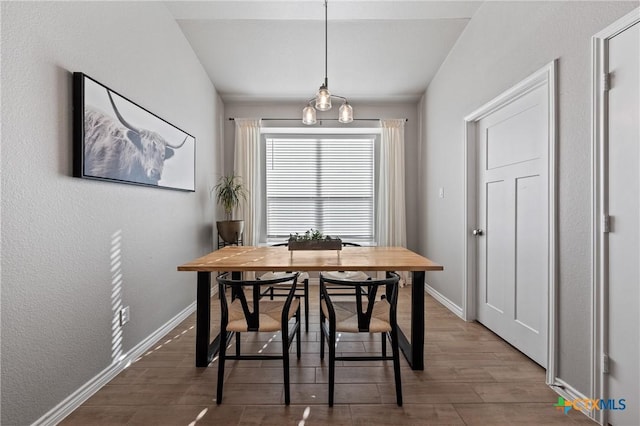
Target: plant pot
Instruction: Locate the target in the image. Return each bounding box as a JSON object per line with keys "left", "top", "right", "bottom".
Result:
{"left": 217, "top": 220, "right": 245, "bottom": 244}
{"left": 288, "top": 239, "right": 342, "bottom": 251}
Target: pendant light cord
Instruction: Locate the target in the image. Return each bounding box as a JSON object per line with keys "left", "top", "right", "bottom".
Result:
{"left": 324, "top": 0, "right": 328, "bottom": 88}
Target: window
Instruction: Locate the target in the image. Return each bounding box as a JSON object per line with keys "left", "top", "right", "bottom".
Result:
{"left": 265, "top": 134, "right": 375, "bottom": 242}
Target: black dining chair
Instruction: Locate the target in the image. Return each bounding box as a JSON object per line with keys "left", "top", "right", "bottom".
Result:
{"left": 319, "top": 271, "right": 402, "bottom": 407}
{"left": 216, "top": 272, "right": 301, "bottom": 405}
{"left": 258, "top": 242, "right": 310, "bottom": 331}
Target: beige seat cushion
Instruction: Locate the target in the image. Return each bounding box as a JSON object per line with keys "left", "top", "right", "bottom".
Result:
{"left": 321, "top": 299, "right": 391, "bottom": 333}
{"left": 258, "top": 271, "right": 310, "bottom": 282}
{"left": 322, "top": 271, "right": 369, "bottom": 281}
{"left": 227, "top": 298, "right": 300, "bottom": 332}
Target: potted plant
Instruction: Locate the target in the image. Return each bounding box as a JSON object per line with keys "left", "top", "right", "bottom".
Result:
{"left": 212, "top": 173, "right": 247, "bottom": 244}
{"left": 288, "top": 228, "right": 342, "bottom": 251}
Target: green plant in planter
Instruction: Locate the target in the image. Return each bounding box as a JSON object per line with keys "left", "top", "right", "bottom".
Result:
{"left": 212, "top": 173, "right": 247, "bottom": 220}
{"left": 288, "top": 228, "right": 341, "bottom": 251}
{"left": 289, "top": 228, "right": 337, "bottom": 242}
{"left": 211, "top": 173, "right": 248, "bottom": 243}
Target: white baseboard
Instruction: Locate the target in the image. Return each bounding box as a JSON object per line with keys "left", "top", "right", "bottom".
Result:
{"left": 424, "top": 283, "right": 464, "bottom": 319}
{"left": 32, "top": 301, "right": 197, "bottom": 426}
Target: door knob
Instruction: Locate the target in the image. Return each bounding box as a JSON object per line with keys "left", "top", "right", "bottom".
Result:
{"left": 472, "top": 229, "right": 484, "bottom": 236}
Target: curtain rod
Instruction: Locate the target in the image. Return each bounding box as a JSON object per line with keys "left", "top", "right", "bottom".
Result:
{"left": 228, "top": 117, "right": 408, "bottom": 122}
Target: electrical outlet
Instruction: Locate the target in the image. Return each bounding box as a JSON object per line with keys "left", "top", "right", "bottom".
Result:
{"left": 120, "top": 306, "right": 130, "bottom": 326}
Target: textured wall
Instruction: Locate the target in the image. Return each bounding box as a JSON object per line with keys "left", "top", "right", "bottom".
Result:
{"left": 419, "top": 1, "right": 637, "bottom": 396}
{"left": 223, "top": 101, "right": 421, "bottom": 251}
{"left": 0, "top": 2, "right": 223, "bottom": 424}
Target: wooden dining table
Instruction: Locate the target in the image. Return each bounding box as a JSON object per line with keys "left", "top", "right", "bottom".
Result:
{"left": 177, "top": 245, "right": 443, "bottom": 370}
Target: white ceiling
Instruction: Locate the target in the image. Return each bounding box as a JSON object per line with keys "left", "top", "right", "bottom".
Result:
{"left": 165, "top": 1, "right": 483, "bottom": 103}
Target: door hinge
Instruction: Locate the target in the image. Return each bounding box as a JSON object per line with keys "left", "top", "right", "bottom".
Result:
{"left": 602, "top": 214, "right": 611, "bottom": 233}
{"left": 602, "top": 72, "right": 611, "bottom": 92}
{"left": 602, "top": 354, "right": 610, "bottom": 374}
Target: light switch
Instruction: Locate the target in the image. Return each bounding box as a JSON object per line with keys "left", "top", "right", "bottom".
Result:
{"left": 439, "top": 187, "right": 445, "bottom": 198}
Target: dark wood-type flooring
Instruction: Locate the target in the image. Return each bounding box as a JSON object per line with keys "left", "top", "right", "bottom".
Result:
{"left": 61, "top": 285, "right": 595, "bottom": 425}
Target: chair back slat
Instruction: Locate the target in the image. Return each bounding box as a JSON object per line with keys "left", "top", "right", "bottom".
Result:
{"left": 355, "top": 284, "right": 379, "bottom": 331}
{"left": 228, "top": 285, "right": 262, "bottom": 330}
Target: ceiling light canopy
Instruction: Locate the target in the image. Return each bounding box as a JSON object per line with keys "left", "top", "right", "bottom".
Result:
{"left": 302, "top": 0, "right": 353, "bottom": 125}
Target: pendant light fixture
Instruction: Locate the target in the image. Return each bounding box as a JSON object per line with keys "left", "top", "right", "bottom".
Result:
{"left": 302, "top": 0, "right": 353, "bottom": 125}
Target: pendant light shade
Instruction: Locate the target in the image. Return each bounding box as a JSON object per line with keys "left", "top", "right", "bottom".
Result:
{"left": 338, "top": 101, "right": 353, "bottom": 123}
{"left": 302, "top": 104, "right": 317, "bottom": 125}
{"left": 315, "top": 85, "right": 332, "bottom": 111}
{"left": 302, "top": 0, "right": 353, "bottom": 125}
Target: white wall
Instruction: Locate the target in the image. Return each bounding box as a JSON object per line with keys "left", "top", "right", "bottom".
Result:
{"left": 419, "top": 1, "right": 637, "bottom": 396}
{"left": 0, "top": 2, "right": 223, "bottom": 424}
{"left": 223, "top": 101, "right": 421, "bottom": 250}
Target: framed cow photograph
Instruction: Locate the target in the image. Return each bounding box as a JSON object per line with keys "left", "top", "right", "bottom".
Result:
{"left": 73, "top": 72, "right": 195, "bottom": 191}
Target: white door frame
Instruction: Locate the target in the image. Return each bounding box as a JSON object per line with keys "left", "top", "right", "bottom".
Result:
{"left": 463, "top": 60, "right": 558, "bottom": 384}
{"left": 591, "top": 8, "right": 640, "bottom": 426}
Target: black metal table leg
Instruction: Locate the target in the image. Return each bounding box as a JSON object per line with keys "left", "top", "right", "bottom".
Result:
{"left": 195, "top": 270, "right": 243, "bottom": 367}
{"left": 196, "top": 271, "right": 212, "bottom": 367}
{"left": 396, "top": 270, "right": 425, "bottom": 370}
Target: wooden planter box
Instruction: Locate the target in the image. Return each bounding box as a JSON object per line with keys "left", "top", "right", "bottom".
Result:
{"left": 288, "top": 239, "right": 342, "bottom": 251}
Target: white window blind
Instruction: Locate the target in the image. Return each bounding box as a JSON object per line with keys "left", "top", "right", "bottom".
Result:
{"left": 266, "top": 136, "right": 375, "bottom": 241}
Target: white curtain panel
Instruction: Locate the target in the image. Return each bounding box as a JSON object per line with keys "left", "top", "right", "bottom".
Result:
{"left": 233, "top": 118, "right": 262, "bottom": 246}
{"left": 378, "top": 119, "right": 410, "bottom": 285}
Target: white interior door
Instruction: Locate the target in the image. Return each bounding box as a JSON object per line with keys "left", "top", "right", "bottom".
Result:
{"left": 606, "top": 20, "right": 639, "bottom": 426}
{"left": 476, "top": 82, "right": 549, "bottom": 367}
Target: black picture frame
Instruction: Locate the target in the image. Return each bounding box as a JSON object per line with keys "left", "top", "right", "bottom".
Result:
{"left": 73, "top": 72, "right": 195, "bottom": 191}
